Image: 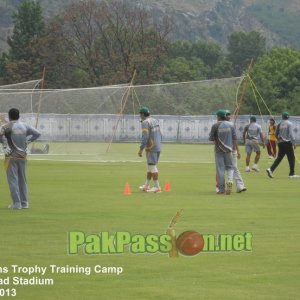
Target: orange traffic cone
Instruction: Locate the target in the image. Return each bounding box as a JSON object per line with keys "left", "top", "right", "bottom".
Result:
{"left": 123, "top": 182, "right": 132, "bottom": 195}
{"left": 164, "top": 180, "right": 171, "bottom": 192}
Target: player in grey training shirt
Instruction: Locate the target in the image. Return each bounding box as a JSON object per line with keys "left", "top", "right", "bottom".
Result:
{"left": 243, "top": 116, "right": 265, "bottom": 172}
{"left": 138, "top": 106, "right": 162, "bottom": 193}
{"left": 225, "top": 111, "right": 246, "bottom": 193}
{"left": 267, "top": 112, "right": 299, "bottom": 178}
{"left": 209, "top": 109, "right": 238, "bottom": 195}
{"left": 0, "top": 108, "right": 41, "bottom": 209}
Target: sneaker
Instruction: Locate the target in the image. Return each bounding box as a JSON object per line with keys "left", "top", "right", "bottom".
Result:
{"left": 216, "top": 191, "right": 225, "bottom": 195}
{"left": 22, "top": 205, "right": 29, "bottom": 209}
{"left": 252, "top": 164, "right": 260, "bottom": 172}
{"left": 266, "top": 168, "right": 273, "bottom": 178}
{"left": 237, "top": 187, "right": 247, "bottom": 193}
{"left": 225, "top": 182, "right": 232, "bottom": 195}
{"left": 215, "top": 187, "right": 220, "bottom": 193}
{"left": 147, "top": 187, "right": 162, "bottom": 193}
{"left": 8, "top": 205, "right": 22, "bottom": 210}
{"left": 139, "top": 185, "right": 150, "bottom": 192}
{"left": 245, "top": 166, "right": 251, "bottom": 172}
{"left": 288, "top": 175, "right": 300, "bottom": 178}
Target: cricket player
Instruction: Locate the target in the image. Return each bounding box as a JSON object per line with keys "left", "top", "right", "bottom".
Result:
{"left": 138, "top": 106, "right": 162, "bottom": 193}
{"left": 267, "top": 112, "right": 299, "bottom": 178}
{"left": 266, "top": 118, "right": 277, "bottom": 158}
{"left": 243, "top": 115, "right": 265, "bottom": 172}
{"left": 0, "top": 108, "right": 41, "bottom": 209}
{"left": 225, "top": 110, "right": 247, "bottom": 192}
{"left": 209, "top": 109, "right": 237, "bottom": 195}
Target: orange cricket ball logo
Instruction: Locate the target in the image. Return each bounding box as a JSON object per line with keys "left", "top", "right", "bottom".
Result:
{"left": 176, "top": 231, "right": 205, "bottom": 256}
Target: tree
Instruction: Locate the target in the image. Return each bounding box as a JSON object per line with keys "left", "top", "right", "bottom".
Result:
{"left": 7, "top": 0, "right": 44, "bottom": 60}
{"left": 167, "top": 40, "right": 232, "bottom": 79}
{"left": 242, "top": 48, "right": 300, "bottom": 114}
{"left": 162, "top": 57, "right": 207, "bottom": 82}
{"left": 227, "top": 31, "right": 266, "bottom": 76}
{"left": 0, "top": 0, "right": 45, "bottom": 84}
{"left": 40, "top": 0, "right": 172, "bottom": 86}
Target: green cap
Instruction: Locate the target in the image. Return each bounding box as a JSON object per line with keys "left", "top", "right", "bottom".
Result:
{"left": 139, "top": 106, "right": 150, "bottom": 114}
{"left": 282, "top": 112, "right": 289, "bottom": 119}
{"left": 216, "top": 109, "right": 226, "bottom": 118}
{"left": 250, "top": 115, "right": 256, "bottom": 122}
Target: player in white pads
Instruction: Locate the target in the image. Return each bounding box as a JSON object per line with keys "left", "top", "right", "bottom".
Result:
{"left": 138, "top": 107, "right": 162, "bottom": 193}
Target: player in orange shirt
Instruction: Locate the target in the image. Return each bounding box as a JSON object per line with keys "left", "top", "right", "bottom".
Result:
{"left": 266, "top": 118, "right": 277, "bottom": 158}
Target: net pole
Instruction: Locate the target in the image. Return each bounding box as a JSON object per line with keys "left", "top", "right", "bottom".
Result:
{"left": 233, "top": 59, "right": 254, "bottom": 125}
{"left": 31, "top": 67, "right": 46, "bottom": 152}
{"left": 106, "top": 69, "right": 137, "bottom": 153}
{"left": 34, "top": 66, "right": 46, "bottom": 129}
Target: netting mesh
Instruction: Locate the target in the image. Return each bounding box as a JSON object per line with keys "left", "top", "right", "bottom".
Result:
{"left": 0, "top": 77, "right": 243, "bottom": 114}
{"left": 0, "top": 77, "right": 245, "bottom": 160}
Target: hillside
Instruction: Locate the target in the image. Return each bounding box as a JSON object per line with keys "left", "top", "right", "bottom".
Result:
{"left": 1, "top": 0, "right": 300, "bottom": 51}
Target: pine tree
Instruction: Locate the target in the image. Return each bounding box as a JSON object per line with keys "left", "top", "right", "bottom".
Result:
{"left": 7, "top": 0, "right": 44, "bottom": 60}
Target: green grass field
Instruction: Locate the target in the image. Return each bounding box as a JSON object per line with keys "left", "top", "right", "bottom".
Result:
{"left": 0, "top": 144, "right": 300, "bottom": 299}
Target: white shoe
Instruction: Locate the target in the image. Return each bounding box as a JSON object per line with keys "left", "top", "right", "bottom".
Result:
{"left": 268, "top": 155, "right": 274, "bottom": 159}
{"left": 8, "top": 205, "right": 22, "bottom": 210}
{"left": 215, "top": 187, "right": 220, "bottom": 193}
{"left": 252, "top": 164, "right": 260, "bottom": 172}
{"left": 147, "top": 187, "right": 162, "bottom": 193}
{"left": 245, "top": 166, "right": 251, "bottom": 172}
{"left": 266, "top": 168, "right": 273, "bottom": 178}
{"left": 139, "top": 184, "right": 150, "bottom": 192}
{"left": 289, "top": 175, "right": 300, "bottom": 178}
{"left": 237, "top": 187, "right": 247, "bottom": 193}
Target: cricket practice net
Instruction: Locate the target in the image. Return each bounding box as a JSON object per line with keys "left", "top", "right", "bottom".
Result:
{"left": 1, "top": 76, "right": 272, "bottom": 161}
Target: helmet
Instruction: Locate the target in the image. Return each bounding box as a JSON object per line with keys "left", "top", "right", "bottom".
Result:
{"left": 139, "top": 106, "right": 150, "bottom": 114}
{"left": 216, "top": 109, "right": 226, "bottom": 118}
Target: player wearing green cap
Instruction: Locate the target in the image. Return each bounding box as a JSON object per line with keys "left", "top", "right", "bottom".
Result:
{"left": 267, "top": 112, "right": 299, "bottom": 178}
{"left": 243, "top": 115, "right": 265, "bottom": 172}
{"left": 209, "top": 109, "right": 237, "bottom": 195}
{"left": 138, "top": 106, "right": 163, "bottom": 192}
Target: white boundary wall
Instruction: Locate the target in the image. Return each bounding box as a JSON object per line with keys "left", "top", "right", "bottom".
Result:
{"left": 6, "top": 114, "right": 300, "bottom": 143}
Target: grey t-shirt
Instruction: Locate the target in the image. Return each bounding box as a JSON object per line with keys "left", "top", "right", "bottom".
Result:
{"left": 276, "top": 120, "right": 295, "bottom": 145}
{"left": 209, "top": 121, "right": 237, "bottom": 153}
{"left": 0, "top": 120, "right": 41, "bottom": 158}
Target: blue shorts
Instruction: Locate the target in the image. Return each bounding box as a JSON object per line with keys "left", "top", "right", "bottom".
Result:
{"left": 146, "top": 151, "right": 160, "bottom": 165}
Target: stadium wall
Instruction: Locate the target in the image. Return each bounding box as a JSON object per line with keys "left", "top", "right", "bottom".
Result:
{"left": 13, "top": 114, "right": 300, "bottom": 143}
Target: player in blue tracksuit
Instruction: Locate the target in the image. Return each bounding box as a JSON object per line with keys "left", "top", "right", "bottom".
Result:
{"left": 209, "top": 109, "right": 238, "bottom": 195}
{"left": 0, "top": 108, "right": 41, "bottom": 209}
{"left": 138, "top": 106, "right": 162, "bottom": 193}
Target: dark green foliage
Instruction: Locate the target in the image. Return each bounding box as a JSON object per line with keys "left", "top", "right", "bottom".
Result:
{"left": 7, "top": 0, "right": 44, "bottom": 60}
{"left": 242, "top": 48, "right": 300, "bottom": 115}
{"left": 227, "top": 31, "right": 266, "bottom": 76}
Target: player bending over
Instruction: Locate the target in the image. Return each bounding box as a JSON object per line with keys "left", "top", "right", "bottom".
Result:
{"left": 138, "top": 106, "right": 162, "bottom": 193}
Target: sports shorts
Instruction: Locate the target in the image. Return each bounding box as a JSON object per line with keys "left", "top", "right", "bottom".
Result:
{"left": 146, "top": 151, "right": 160, "bottom": 165}
{"left": 245, "top": 139, "right": 260, "bottom": 154}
